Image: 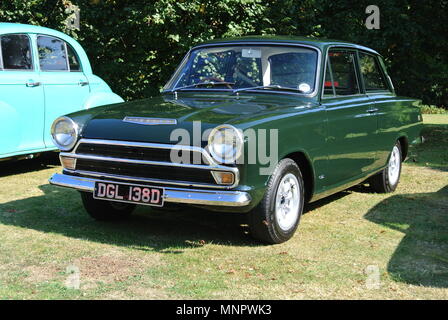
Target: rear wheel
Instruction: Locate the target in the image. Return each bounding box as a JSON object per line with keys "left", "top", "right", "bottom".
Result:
{"left": 80, "top": 192, "right": 135, "bottom": 221}
{"left": 370, "top": 142, "right": 402, "bottom": 193}
{"left": 248, "top": 158, "right": 305, "bottom": 244}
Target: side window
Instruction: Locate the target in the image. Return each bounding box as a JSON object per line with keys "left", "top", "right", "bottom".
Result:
{"left": 359, "top": 52, "right": 388, "bottom": 91}
{"left": 0, "top": 34, "right": 33, "bottom": 70}
{"left": 66, "top": 44, "right": 81, "bottom": 71}
{"left": 37, "top": 35, "right": 68, "bottom": 71}
{"left": 323, "top": 60, "right": 335, "bottom": 97}
{"left": 326, "top": 50, "right": 360, "bottom": 96}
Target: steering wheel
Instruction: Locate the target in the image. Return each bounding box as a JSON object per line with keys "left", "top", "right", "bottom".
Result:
{"left": 202, "top": 77, "right": 233, "bottom": 89}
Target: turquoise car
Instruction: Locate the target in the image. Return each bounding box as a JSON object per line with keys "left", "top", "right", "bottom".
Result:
{"left": 0, "top": 23, "right": 123, "bottom": 160}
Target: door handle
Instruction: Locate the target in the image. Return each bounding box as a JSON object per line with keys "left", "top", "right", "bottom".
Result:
{"left": 26, "top": 80, "right": 41, "bottom": 87}
{"left": 367, "top": 108, "right": 379, "bottom": 113}
{"left": 78, "top": 80, "right": 89, "bottom": 86}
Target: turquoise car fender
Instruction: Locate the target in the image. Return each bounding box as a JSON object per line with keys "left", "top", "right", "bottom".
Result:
{"left": 82, "top": 74, "right": 124, "bottom": 109}
{"left": 83, "top": 91, "right": 124, "bottom": 110}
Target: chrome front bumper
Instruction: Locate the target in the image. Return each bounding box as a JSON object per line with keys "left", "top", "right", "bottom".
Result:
{"left": 49, "top": 173, "right": 252, "bottom": 207}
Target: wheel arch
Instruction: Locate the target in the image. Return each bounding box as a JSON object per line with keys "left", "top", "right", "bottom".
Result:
{"left": 397, "top": 136, "right": 409, "bottom": 161}
{"left": 282, "top": 151, "right": 314, "bottom": 203}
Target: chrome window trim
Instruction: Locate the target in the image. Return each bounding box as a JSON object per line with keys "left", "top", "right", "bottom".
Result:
{"left": 36, "top": 34, "right": 83, "bottom": 72}
{"left": 0, "top": 33, "right": 35, "bottom": 71}
{"left": 320, "top": 46, "right": 364, "bottom": 101}
{"left": 163, "top": 41, "right": 322, "bottom": 98}
{"left": 63, "top": 41, "right": 70, "bottom": 71}
{"left": 0, "top": 37, "right": 3, "bottom": 69}
{"left": 357, "top": 50, "right": 392, "bottom": 93}
{"left": 65, "top": 41, "right": 83, "bottom": 72}
{"left": 65, "top": 138, "right": 240, "bottom": 189}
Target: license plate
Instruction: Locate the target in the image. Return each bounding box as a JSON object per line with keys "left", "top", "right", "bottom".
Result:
{"left": 93, "top": 182, "right": 164, "bottom": 207}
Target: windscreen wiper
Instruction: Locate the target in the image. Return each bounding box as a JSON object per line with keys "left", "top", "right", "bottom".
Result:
{"left": 171, "top": 81, "right": 235, "bottom": 92}
{"left": 232, "top": 85, "right": 305, "bottom": 95}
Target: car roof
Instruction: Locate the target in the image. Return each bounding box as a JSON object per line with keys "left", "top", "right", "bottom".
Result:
{"left": 0, "top": 23, "right": 93, "bottom": 74}
{"left": 0, "top": 23, "right": 74, "bottom": 41}
{"left": 195, "top": 35, "right": 379, "bottom": 55}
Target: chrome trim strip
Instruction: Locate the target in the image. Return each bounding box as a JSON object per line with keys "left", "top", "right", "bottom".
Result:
{"left": 49, "top": 173, "right": 251, "bottom": 207}
{"left": 320, "top": 45, "right": 394, "bottom": 101}
{"left": 0, "top": 37, "right": 3, "bottom": 69}
{"left": 73, "top": 138, "right": 215, "bottom": 165}
{"left": 63, "top": 152, "right": 236, "bottom": 172}
{"left": 65, "top": 169, "right": 235, "bottom": 189}
{"left": 122, "top": 117, "right": 177, "bottom": 125}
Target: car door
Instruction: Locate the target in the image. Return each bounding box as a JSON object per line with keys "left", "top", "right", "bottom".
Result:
{"left": 358, "top": 51, "right": 398, "bottom": 169}
{"left": 322, "top": 49, "right": 378, "bottom": 187}
{"left": 0, "top": 33, "right": 45, "bottom": 157}
{"left": 36, "top": 34, "right": 90, "bottom": 147}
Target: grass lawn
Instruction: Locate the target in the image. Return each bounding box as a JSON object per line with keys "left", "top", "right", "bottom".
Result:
{"left": 0, "top": 115, "right": 447, "bottom": 300}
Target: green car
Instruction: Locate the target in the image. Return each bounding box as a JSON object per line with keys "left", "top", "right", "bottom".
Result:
{"left": 49, "top": 36, "right": 423, "bottom": 244}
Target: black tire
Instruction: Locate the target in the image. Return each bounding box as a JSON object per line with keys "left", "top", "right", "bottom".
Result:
{"left": 248, "top": 158, "right": 305, "bottom": 244}
{"left": 369, "top": 141, "right": 402, "bottom": 193}
{"left": 80, "top": 192, "right": 136, "bottom": 221}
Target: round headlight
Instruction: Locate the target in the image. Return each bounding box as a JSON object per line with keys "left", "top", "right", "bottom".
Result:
{"left": 51, "top": 116, "right": 79, "bottom": 151}
{"left": 208, "top": 125, "right": 243, "bottom": 164}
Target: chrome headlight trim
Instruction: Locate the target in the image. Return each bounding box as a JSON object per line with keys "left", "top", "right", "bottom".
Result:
{"left": 51, "top": 116, "right": 79, "bottom": 151}
{"left": 207, "top": 124, "right": 244, "bottom": 164}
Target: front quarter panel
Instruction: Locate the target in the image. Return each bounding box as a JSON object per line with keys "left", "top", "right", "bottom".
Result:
{"left": 83, "top": 75, "right": 124, "bottom": 109}
{"left": 237, "top": 103, "right": 327, "bottom": 206}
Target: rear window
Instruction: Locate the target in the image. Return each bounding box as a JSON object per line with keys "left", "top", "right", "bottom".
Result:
{"left": 359, "top": 52, "right": 389, "bottom": 91}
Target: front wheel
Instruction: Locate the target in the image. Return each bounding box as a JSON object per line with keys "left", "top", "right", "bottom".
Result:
{"left": 80, "top": 192, "right": 136, "bottom": 221}
{"left": 369, "top": 142, "right": 402, "bottom": 193}
{"left": 248, "top": 158, "right": 305, "bottom": 244}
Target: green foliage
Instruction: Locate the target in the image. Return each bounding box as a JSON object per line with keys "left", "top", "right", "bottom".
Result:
{"left": 419, "top": 105, "right": 447, "bottom": 114}
{"left": 0, "top": 0, "right": 446, "bottom": 108}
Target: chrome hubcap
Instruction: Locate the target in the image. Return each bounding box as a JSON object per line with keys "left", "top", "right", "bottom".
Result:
{"left": 388, "top": 145, "right": 401, "bottom": 185}
{"left": 275, "top": 173, "right": 300, "bottom": 231}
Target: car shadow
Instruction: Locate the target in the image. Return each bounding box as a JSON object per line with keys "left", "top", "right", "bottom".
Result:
{"left": 0, "top": 153, "right": 60, "bottom": 178}
{"left": 407, "top": 122, "right": 448, "bottom": 172}
{"left": 364, "top": 185, "right": 448, "bottom": 288}
{"left": 0, "top": 183, "right": 260, "bottom": 250}
{"left": 0, "top": 180, "right": 355, "bottom": 250}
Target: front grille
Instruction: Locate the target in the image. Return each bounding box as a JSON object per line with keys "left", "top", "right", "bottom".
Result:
{"left": 77, "top": 143, "right": 208, "bottom": 165}
{"left": 68, "top": 140, "right": 236, "bottom": 187}
{"left": 76, "top": 159, "right": 215, "bottom": 184}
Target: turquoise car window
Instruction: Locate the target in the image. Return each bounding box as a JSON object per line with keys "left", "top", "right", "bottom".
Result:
{"left": 37, "top": 35, "right": 68, "bottom": 71}
{"left": 164, "top": 45, "right": 319, "bottom": 94}
{"left": 359, "top": 52, "right": 388, "bottom": 91}
{"left": 327, "top": 50, "right": 360, "bottom": 96}
{"left": 66, "top": 43, "right": 81, "bottom": 72}
{"left": 0, "top": 34, "right": 33, "bottom": 70}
